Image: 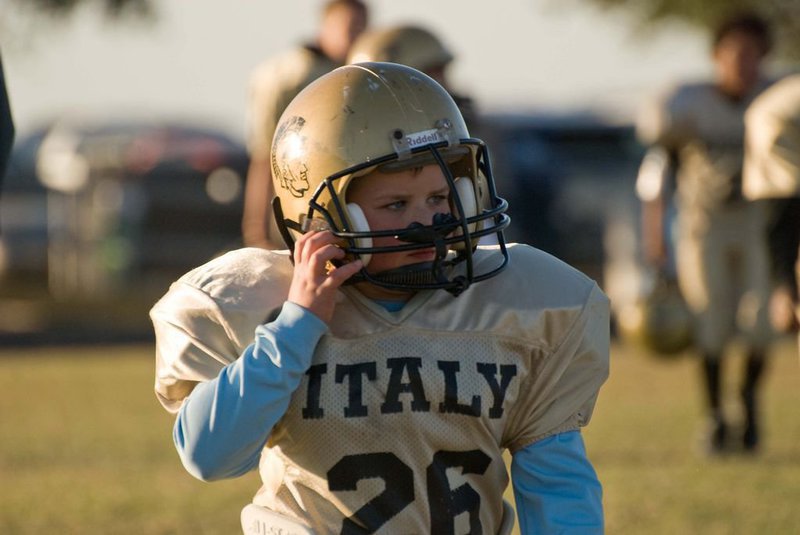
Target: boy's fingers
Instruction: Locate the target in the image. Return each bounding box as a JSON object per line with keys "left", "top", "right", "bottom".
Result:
{"left": 303, "top": 244, "right": 343, "bottom": 277}
{"left": 296, "top": 231, "right": 340, "bottom": 264}
{"left": 328, "top": 259, "right": 363, "bottom": 284}
{"left": 293, "top": 230, "right": 361, "bottom": 290}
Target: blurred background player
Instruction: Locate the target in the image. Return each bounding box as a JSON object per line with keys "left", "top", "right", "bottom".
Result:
{"left": 635, "top": 11, "right": 775, "bottom": 454}
{"left": 744, "top": 73, "right": 800, "bottom": 340}
{"left": 0, "top": 48, "right": 14, "bottom": 222}
{"left": 242, "top": 0, "right": 369, "bottom": 249}
{"left": 346, "top": 24, "right": 479, "bottom": 132}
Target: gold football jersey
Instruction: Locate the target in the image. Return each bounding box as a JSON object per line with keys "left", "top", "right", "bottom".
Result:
{"left": 152, "top": 244, "right": 609, "bottom": 533}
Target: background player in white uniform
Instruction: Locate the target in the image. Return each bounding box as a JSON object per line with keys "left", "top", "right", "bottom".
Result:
{"left": 242, "top": 0, "right": 368, "bottom": 249}
{"left": 636, "top": 12, "right": 775, "bottom": 454}
{"left": 152, "top": 62, "right": 609, "bottom": 534}
{"left": 744, "top": 73, "right": 800, "bottom": 344}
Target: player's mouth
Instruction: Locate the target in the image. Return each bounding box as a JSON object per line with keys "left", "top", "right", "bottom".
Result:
{"left": 408, "top": 248, "right": 437, "bottom": 261}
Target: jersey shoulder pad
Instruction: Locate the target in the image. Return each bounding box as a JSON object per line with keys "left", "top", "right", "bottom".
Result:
{"left": 150, "top": 248, "right": 293, "bottom": 412}
{"left": 469, "top": 244, "right": 608, "bottom": 351}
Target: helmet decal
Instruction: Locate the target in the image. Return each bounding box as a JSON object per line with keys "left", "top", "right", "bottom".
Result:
{"left": 272, "top": 116, "right": 310, "bottom": 198}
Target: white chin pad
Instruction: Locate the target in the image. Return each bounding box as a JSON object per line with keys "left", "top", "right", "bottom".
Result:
{"left": 345, "top": 203, "right": 372, "bottom": 266}
{"left": 453, "top": 177, "right": 480, "bottom": 249}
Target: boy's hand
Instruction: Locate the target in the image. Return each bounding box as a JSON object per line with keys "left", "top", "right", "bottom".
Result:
{"left": 288, "top": 230, "right": 363, "bottom": 324}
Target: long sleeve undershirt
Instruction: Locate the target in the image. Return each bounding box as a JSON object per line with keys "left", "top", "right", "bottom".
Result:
{"left": 173, "top": 301, "right": 327, "bottom": 480}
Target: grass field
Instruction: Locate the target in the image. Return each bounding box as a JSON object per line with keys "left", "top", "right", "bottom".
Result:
{"left": 1, "top": 337, "right": 798, "bottom": 534}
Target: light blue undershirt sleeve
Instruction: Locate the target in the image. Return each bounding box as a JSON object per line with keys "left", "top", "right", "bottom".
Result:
{"left": 173, "top": 301, "right": 327, "bottom": 481}
{"left": 511, "top": 430, "right": 604, "bottom": 534}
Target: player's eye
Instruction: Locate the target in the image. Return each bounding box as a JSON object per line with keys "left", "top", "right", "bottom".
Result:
{"left": 383, "top": 200, "right": 407, "bottom": 211}
{"left": 428, "top": 194, "right": 448, "bottom": 207}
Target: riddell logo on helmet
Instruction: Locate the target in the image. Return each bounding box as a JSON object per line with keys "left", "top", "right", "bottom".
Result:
{"left": 406, "top": 129, "right": 444, "bottom": 148}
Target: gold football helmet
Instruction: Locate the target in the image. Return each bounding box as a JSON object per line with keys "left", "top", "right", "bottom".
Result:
{"left": 270, "top": 62, "right": 509, "bottom": 295}
{"left": 617, "top": 274, "right": 694, "bottom": 357}
{"left": 347, "top": 26, "right": 454, "bottom": 73}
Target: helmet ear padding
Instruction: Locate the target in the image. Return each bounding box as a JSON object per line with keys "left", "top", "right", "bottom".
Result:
{"left": 452, "top": 177, "right": 481, "bottom": 251}
{"left": 454, "top": 177, "right": 478, "bottom": 219}
{"left": 345, "top": 203, "right": 372, "bottom": 266}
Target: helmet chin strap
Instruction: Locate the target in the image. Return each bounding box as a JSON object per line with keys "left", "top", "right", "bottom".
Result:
{"left": 368, "top": 260, "right": 467, "bottom": 294}
{"left": 372, "top": 261, "right": 447, "bottom": 285}
{"left": 348, "top": 214, "right": 471, "bottom": 296}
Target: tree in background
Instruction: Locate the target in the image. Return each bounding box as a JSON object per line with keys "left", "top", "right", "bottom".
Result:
{"left": 11, "top": 0, "right": 154, "bottom": 20}
{"left": 1, "top": 0, "right": 157, "bottom": 53}
{"left": 15, "top": 0, "right": 800, "bottom": 62}
{"left": 574, "top": 0, "right": 800, "bottom": 60}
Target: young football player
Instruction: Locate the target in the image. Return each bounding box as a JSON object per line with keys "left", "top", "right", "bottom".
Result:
{"left": 636, "top": 12, "right": 775, "bottom": 454}
{"left": 151, "top": 62, "right": 609, "bottom": 534}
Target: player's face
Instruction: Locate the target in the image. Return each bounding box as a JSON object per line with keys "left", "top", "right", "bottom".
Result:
{"left": 714, "top": 30, "right": 765, "bottom": 98}
{"left": 323, "top": 5, "right": 368, "bottom": 62}
{"left": 346, "top": 164, "right": 452, "bottom": 295}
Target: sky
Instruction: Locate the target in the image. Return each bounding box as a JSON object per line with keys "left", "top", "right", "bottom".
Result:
{"left": 1, "top": 0, "right": 716, "bottom": 141}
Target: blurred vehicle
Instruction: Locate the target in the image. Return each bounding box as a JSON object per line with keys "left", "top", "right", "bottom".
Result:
{"left": 0, "top": 119, "right": 248, "bottom": 339}
{"left": 476, "top": 110, "right": 646, "bottom": 288}
{"left": 0, "top": 128, "right": 49, "bottom": 284}
{"left": 1, "top": 111, "right": 646, "bottom": 339}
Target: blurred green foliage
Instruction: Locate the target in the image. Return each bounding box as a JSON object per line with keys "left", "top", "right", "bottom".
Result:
{"left": 576, "top": 0, "right": 800, "bottom": 59}
{"left": 16, "top": 0, "right": 800, "bottom": 61}
{"left": 11, "top": 0, "right": 155, "bottom": 21}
